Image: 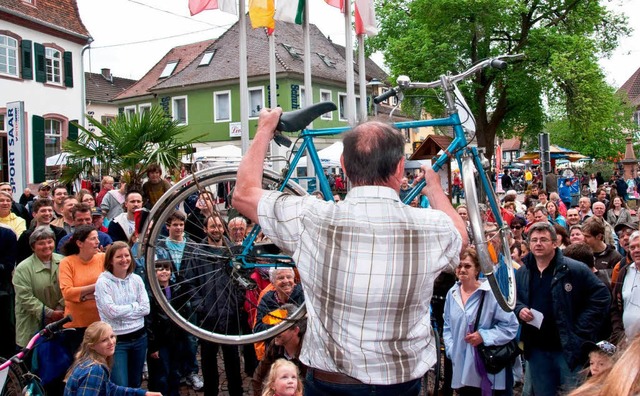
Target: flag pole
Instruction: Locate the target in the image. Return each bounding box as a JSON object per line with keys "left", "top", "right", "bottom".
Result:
{"left": 357, "top": 34, "right": 367, "bottom": 121}
{"left": 303, "top": 0, "right": 315, "bottom": 181}
{"left": 239, "top": 1, "right": 250, "bottom": 154}
{"left": 268, "top": 31, "right": 286, "bottom": 173}
{"left": 344, "top": 0, "right": 356, "bottom": 125}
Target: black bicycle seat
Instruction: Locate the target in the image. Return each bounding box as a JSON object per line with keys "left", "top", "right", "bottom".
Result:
{"left": 277, "top": 102, "right": 337, "bottom": 132}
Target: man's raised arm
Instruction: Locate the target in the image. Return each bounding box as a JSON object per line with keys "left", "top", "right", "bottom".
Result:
{"left": 233, "top": 108, "right": 282, "bottom": 224}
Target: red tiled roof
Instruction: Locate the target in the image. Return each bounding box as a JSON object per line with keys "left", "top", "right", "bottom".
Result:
{"left": 501, "top": 137, "right": 521, "bottom": 151}
{"left": 0, "top": 0, "right": 90, "bottom": 41}
{"left": 618, "top": 66, "right": 640, "bottom": 107}
{"left": 85, "top": 71, "right": 137, "bottom": 104}
{"left": 151, "top": 20, "right": 388, "bottom": 91}
{"left": 113, "top": 39, "right": 216, "bottom": 101}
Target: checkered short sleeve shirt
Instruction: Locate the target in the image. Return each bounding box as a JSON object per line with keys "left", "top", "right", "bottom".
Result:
{"left": 258, "top": 185, "right": 462, "bottom": 385}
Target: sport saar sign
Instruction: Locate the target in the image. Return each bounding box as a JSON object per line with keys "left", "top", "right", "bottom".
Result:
{"left": 5, "top": 101, "right": 27, "bottom": 195}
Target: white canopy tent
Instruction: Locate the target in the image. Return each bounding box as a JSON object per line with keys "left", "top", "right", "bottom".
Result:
{"left": 297, "top": 141, "right": 343, "bottom": 169}
{"left": 182, "top": 144, "right": 242, "bottom": 164}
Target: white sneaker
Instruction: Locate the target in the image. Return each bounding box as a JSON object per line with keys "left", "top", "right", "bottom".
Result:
{"left": 186, "top": 373, "right": 204, "bottom": 391}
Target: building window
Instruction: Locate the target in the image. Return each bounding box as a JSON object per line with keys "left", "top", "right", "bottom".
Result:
{"left": 159, "top": 61, "right": 178, "bottom": 78}
{"left": 300, "top": 86, "right": 306, "bottom": 108}
{"left": 44, "top": 118, "right": 62, "bottom": 158}
{"left": 320, "top": 90, "right": 332, "bottom": 120}
{"left": 101, "top": 115, "right": 115, "bottom": 125}
{"left": 214, "top": 91, "right": 231, "bottom": 122}
{"left": 124, "top": 105, "right": 136, "bottom": 118}
{"left": 139, "top": 103, "right": 151, "bottom": 114}
{"left": 634, "top": 110, "right": 640, "bottom": 128}
{"left": 338, "top": 93, "right": 360, "bottom": 121}
{"left": 199, "top": 51, "right": 215, "bottom": 66}
{"left": 0, "top": 114, "right": 4, "bottom": 132}
{"left": 45, "top": 47, "right": 61, "bottom": 84}
{"left": 248, "top": 87, "right": 264, "bottom": 118}
{"left": 0, "top": 35, "right": 19, "bottom": 77}
{"left": 172, "top": 96, "right": 188, "bottom": 125}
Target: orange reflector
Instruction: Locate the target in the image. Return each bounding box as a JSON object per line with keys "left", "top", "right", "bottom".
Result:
{"left": 262, "top": 308, "right": 288, "bottom": 325}
{"left": 487, "top": 242, "right": 498, "bottom": 264}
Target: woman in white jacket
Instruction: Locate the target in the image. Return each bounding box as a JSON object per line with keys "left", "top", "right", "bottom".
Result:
{"left": 95, "top": 241, "right": 150, "bottom": 388}
{"left": 443, "top": 248, "right": 519, "bottom": 396}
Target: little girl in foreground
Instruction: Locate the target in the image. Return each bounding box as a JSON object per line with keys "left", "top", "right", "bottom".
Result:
{"left": 261, "top": 359, "right": 303, "bottom": 396}
{"left": 64, "top": 321, "right": 161, "bottom": 396}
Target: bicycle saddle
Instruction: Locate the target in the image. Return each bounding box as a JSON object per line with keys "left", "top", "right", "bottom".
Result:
{"left": 277, "top": 101, "right": 337, "bottom": 132}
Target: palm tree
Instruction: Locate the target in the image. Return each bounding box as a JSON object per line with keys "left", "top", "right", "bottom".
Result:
{"left": 61, "top": 105, "right": 203, "bottom": 191}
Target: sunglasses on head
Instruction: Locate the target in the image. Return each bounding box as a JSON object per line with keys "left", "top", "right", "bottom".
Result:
{"left": 155, "top": 263, "right": 172, "bottom": 271}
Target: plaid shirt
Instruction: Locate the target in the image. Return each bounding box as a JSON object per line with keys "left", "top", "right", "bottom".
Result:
{"left": 258, "top": 186, "right": 462, "bottom": 385}
{"left": 64, "top": 360, "right": 146, "bottom": 396}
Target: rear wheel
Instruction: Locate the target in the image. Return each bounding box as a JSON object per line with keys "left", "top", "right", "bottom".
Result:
{"left": 142, "top": 166, "right": 308, "bottom": 344}
{"left": 422, "top": 328, "right": 442, "bottom": 396}
{"left": 461, "top": 154, "right": 517, "bottom": 311}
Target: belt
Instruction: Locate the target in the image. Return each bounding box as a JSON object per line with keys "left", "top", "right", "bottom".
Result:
{"left": 117, "top": 328, "right": 146, "bottom": 342}
{"left": 309, "top": 368, "right": 363, "bottom": 385}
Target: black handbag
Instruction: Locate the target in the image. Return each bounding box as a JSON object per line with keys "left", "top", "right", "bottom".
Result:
{"left": 473, "top": 291, "right": 520, "bottom": 374}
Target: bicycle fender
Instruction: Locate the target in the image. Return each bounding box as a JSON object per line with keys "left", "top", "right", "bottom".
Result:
{"left": 277, "top": 102, "right": 337, "bottom": 132}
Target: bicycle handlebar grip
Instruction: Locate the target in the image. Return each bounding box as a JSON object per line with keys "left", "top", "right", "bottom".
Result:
{"left": 44, "top": 315, "right": 73, "bottom": 334}
{"left": 373, "top": 88, "right": 397, "bottom": 104}
{"left": 490, "top": 59, "right": 508, "bottom": 70}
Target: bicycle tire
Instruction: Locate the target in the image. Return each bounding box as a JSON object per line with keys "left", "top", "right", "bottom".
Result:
{"left": 0, "top": 358, "right": 28, "bottom": 396}
{"left": 142, "top": 166, "right": 308, "bottom": 344}
{"left": 461, "top": 155, "right": 517, "bottom": 311}
{"left": 422, "top": 327, "right": 442, "bottom": 396}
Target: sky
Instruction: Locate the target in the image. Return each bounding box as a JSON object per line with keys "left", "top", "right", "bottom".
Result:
{"left": 76, "top": 0, "right": 640, "bottom": 87}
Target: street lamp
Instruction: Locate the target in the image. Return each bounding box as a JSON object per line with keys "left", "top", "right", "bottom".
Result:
{"left": 366, "top": 78, "right": 385, "bottom": 117}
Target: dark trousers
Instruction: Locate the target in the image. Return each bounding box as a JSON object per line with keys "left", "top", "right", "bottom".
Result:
{"left": 200, "top": 340, "right": 243, "bottom": 396}
{"left": 148, "top": 344, "right": 182, "bottom": 396}
{"left": 304, "top": 373, "right": 420, "bottom": 396}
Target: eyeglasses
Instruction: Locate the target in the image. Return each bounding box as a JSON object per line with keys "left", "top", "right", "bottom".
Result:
{"left": 530, "top": 238, "right": 552, "bottom": 244}
{"left": 510, "top": 225, "right": 523, "bottom": 230}
{"left": 155, "top": 264, "right": 172, "bottom": 271}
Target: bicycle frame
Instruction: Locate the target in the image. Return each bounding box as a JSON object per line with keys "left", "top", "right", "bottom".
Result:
{"left": 238, "top": 97, "right": 506, "bottom": 268}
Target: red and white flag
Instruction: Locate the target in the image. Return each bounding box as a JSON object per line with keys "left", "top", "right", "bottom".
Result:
{"left": 355, "top": 0, "right": 377, "bottom": 36}
{"left": 324, "top": 0, "right": 345, "bottom": 13}
{"left": 189, "top": 0, "right": 237, "bottom": 16}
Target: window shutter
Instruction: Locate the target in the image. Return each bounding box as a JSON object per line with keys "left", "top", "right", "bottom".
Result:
{"left": 32, "top": 115, "right": 46, "bottom": 183}
{"left": 34, "top": 43, "right": 45, "bottom": 83}
{"left": 63, "top": 51, "right": 73, "bottom": 87}
{"left": 21, "top": 39, "right": 33, "bottom": 80}
{"left": 68, "top": 120, "right": 78, "bottom": 141}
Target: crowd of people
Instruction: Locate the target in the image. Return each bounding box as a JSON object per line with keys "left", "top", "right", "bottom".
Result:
{"left": 4, "top": 107, "right": 640, "bottom": 396}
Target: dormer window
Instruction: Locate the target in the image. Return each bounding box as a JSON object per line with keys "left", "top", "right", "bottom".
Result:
{"left": 159, "top": 61, "right": 178, "bottom": 78}
{"left": 199, "top": 50, "right": 215, "bottom": 66}
{"left": 316, "top": 53, "right": 336, "bottom": 68}
{"left": 282, "top": 44, "right": 302, "bottom": 60}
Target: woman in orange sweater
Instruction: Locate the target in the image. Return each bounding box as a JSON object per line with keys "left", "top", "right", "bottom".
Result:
{"left": 59, "top": 224, "right": 106, "bottom": 353}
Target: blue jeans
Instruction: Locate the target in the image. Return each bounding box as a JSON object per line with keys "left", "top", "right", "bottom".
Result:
{"left": 148, "top": 344, "right": 181, "bottom": 396}
{"left": 304, "top": 372, "right": 421, "bottom": 396}
{"left": 111, "top": 333, "right": 147, "bottom": 387}
{"left": 523, "top": 349, "right": 580, "bottom": 396}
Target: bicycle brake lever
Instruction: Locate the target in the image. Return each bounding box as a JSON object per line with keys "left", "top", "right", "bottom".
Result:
{"left": 273, "top": 132, "right": 292, "bottom": 148}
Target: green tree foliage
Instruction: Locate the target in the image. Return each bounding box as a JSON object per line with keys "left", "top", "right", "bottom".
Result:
{"left": 370, "top": 0, "right": 633, "bottom": 159}
{"left": 61, "top": 106, "right": 202, "bottom": 190}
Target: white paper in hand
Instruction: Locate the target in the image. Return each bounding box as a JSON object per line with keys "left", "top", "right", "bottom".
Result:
{"left": 528, "top": 308, "right": 544, "bottom": 329}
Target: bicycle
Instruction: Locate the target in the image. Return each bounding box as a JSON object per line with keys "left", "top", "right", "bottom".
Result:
{"left": 0, "top": 315, "right": 73, "bottom": 396}
{"left": 140, "top": 54, "right": 521, "bottom": 346}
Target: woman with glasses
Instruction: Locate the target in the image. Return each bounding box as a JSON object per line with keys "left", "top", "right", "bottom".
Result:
{"left": 95, "top": 241, "right": 150, "bottom": 388}
{"left": 510, "top": 216, "right": 526, "bottom": 244}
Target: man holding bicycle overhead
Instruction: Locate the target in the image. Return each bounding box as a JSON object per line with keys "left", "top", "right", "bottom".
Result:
{"left": 234, "top": 108, "right": 468, "bottom": 395}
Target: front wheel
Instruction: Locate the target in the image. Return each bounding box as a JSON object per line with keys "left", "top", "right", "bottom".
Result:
{"left": 461, "top": 155, "right": 517, "bottom": 311}
{"left": 142, "top": 166, "right": 308, "bottom": 344}
{"left": 0, "top": 359, "right": 28, "bottom": 396}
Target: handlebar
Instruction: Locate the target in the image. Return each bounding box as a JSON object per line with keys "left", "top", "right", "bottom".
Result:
{"left": 373, "top": 54, "right": 524, "bottom": 102}
{"left": 43, "top": 315, "right": 73, "bottom": 336}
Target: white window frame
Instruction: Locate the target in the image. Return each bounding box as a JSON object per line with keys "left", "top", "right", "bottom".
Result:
{"left": 199, "top": 51, "right": 215, "bottom": 66}
{"left": 0, "top": 35, "right": 19, "bottom": 78}
{"left": 45, "top": 47, "right": 62, "bottom": 85}
{"left": 123, "top": 105, "right": 136, "bottom": 118}
{"left": 338, "top": 93, "right": 361, "bottom": 122}
{"left": 320, "top": 89, "right": 333, "bottom": 120}
{"left": 248, "top": 86, "right": 265, "bottom": 119}
{"left": 634, "top": 110, "right": 640, "bottom": 128}
{"left": 172, "top": 96, "right": 188, "bottom": 125}
{"left": 214, "top": 90, "right": 232, "bottom": 123}
{"left": 138, "top": 103, "right": 152, "bottom": 114}
{"left": 44, "top": 118, "right": 62, "bottom": 158}
{"left": 160, "top": 61, "right": 178, "bottom": 78}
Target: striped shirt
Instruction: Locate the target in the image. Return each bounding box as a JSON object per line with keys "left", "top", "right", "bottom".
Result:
{"left": 258, "top": 185, "right": 462, "bottom": 385}
{"left": 95, "top": 271, "right": 150, "bottom": 335}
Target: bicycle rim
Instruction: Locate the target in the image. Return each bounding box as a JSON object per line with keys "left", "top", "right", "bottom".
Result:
{"left": 142, "top": 166, "right": 308, "bottom": 344}
{"left": 461, "top": 156, "right": 517, "bottom": 311}
{"left": 422, "top": 328, "right": 441, "bottom": 396}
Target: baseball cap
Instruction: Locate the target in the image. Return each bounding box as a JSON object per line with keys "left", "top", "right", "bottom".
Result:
{"left": 39, "top": 182, "right": 51, "bottom": 190}
{"left": 614, "top": 222, "right": 637, "bottom": 234}
{"left": 505, "top": 190, "right": 517, "bottom": 196}
{"left": 91, "top": 207, "right": 103, "bottom": 217}
{"left": 583, "top": 340, "right": 617, "bottom": 357}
